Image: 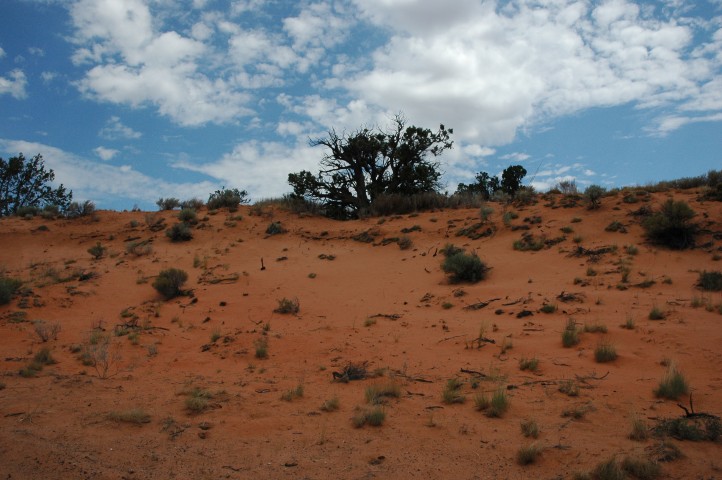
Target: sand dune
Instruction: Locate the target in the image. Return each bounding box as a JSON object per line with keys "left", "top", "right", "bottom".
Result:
{"left": 1, "top": 190, "right": 720, "bottom": 479}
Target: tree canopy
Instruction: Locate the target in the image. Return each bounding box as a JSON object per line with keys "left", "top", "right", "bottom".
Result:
{"left": 0, "top": 153, "right": 72, "bottom": 216}
{"left": 288, "top": 115, "right": 453, "bottom": 218}
{"left": 456, "top": 165, "right": 528, "bottom": 199}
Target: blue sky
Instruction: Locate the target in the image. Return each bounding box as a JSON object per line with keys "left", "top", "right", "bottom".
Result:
{"left": 1, "top": 0, "right": 720, "bottom": 211}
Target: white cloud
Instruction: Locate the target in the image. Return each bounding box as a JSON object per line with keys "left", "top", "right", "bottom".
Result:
{"left": 500, "top": 152, "right": 531, "bottom": 162}
{"left": 340, "top": 0, "right": 722, "bottom": 143}
{"left": 94, "top": 146, "right": 119, "bottom": 161}
{"left": 173, "top": 140, "right": 320, "bottom": 199}
{"left": 0, "top": 69, "right": 27, "bottom": 99}
{"left": 651, "top": 112, "right": 722, "bottom": 136}
{"left": 98, "top": 116, "right": 142, "bottom": 140}
{"left": 0, "top": 139, "right": 217, "bottom": 208}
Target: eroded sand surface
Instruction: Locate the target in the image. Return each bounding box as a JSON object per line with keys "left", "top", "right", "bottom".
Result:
{"left": 1, "top": 191, "right": 721, "bottom": 479}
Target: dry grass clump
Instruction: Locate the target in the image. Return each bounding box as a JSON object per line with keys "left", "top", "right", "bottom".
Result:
{"left": 281, "top": 383, "right": 304, "bottom": 402}
{"left": 274, "top": 297, "right": 300, "bottom": 314}
{"left": 562, "top": 318, "right": 580, "bottom": 347}
{"left": 519, "top": 357, "right": 539, "bottom": 372}
{"left": 520, "top": 419, "right": 539, "bottom": 438}
{"left": 153, "top": 268, "right": 188, "bottom": 299}
{"left": 516, "top": 443, "right": 542, "bottom": 465}
{"left": 108, "top": 408, "right": 151, "bottom": 425}
{"left": 558, "top": 379, "right": 579, "bottom": 397}
{"left": 352, "top": 406, "right": 385, "bottom": 428}
{"left": 654, "top": 364, "right": 689, "bottom": 400}
{"left": 594, "top": 340, "right": 618, "bottom": 363}
{"left": 441, "top": 378, "right": 465, "bottom": 404}
{"left": 33, "top": 320, "right": 61, "bottom": 342}
{"left": 185, "top": 388, "right": 213, "bottom": 413}
{"left": 648, "top": 306, "right": 666, "bottom": 320}
{"left": 320, "top": 396, "right": 340, "bottom": 412}
{"left": 254, "top": 337, "right": 269, "bottom": 359}
{"left": 629, "top": 414, "right": 649, "bottom": 441}
{"left": 475, "top": 388, "right": 509, "bottom": 418}
{"left": 365, "top": 382, "right": 401, "bottom": 405}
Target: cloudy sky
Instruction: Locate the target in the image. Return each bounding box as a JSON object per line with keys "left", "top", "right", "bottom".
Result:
{"left": 1, "top": 0, "right": 720, "bottom": 210}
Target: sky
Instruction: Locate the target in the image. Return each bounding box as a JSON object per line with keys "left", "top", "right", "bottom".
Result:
{"left": 0, "top": 0, "right": 721, "bottom": 211}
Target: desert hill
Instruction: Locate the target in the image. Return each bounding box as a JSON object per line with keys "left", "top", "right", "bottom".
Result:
{"left": 0, "top": 189, "right": 721, "bottom": 479}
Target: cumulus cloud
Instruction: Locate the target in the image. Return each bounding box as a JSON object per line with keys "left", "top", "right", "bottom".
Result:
{"left": 98, "top": 116, "right": 142, "bottom": 140}
{"left": 0, "top": 69, "right": 27, "bottom": 99}
{"left": 173, "top": 139, "right": 320, "bottom": 199}
{"left": 94, "top": 146, "right": 119, "bottom": 161}
{"left": 0, "top": 138, "right": 217, "bottom": 208}
{"left": 342, "top": 0, "right": 722, "bottom": 142}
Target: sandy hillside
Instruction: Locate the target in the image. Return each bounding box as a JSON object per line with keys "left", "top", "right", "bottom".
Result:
{"left": 0, "top": 190, "right": 721, "bottom": 480}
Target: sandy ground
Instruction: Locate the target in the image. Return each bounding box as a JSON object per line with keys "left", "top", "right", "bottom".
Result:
{"left": 0, "top": 190, "right": 721, "bottom": 480}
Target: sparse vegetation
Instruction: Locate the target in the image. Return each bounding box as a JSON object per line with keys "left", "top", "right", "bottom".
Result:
{"left": 87, "top": 242, "right": 106, "bottom": 259}
{"left": 152, "top": 268, "right": 188, "bottom": 299}
{"left": 629, "top": 414, "right": 649, "bottom": 441}
{"left": 274, "top": 297, "right": 300, "bottom": 314}
{"left": 33, "top": 320, "right": 61, "bottom": 342}
{"left": 166, "top": 222, "right": 193, "bottom": 242}
{"left": 266, "top": 221, "right": 287, "bottom": 235}
{"left": 519, "top": 357, "right": 539, "bottom": 372}
{"left": 352, "top": 406, "right": 386, "bottom": 427}
{"left": 520, "top": 419, "right": 539, "bottom": 438}
{"left": 558, "top": 379, "right": 579, "bottom": 397}
{"left": 0, "top": 275, "right": 22, "bottom": 305}
{"left": 254, "top": 337, "right": 268, "bottom": 359}
{"left": 441, "top": 251, "right": 489, "bottom": 283}
{"left": 642, "top": 199, "right": 697, "bottom": 249}
{"left": 540, "top": 303, "right": 557, "bottom": 314}
{"left": 594, "top": 340, "right": 617, "bottom": 363}
{"left": 516, "top": 443, "right": 542, "bottom": 466}
{"left": 156, "top": 197, "right": 180, "bottom": 210}
{"left": 562, "top": 318, "right": 580, "bottom": 347}
{"left": 320, "top": 396, "right": 340, "bottom": 412}
{"left": 281, "top": 383, "right": 304, "bottom": 402}
{"left": 698, "top": 270, "right": 722, "bottom": 291}
{"left": 648, "top": 306, "right": 666, "bottom": 320}
{"left": 441, "top": 378, "right": 465, "bottom": 404}
{"left": 108, "top": 408, "right": 151, "bottom": 424}
{"left": 365, "top": 382, "right": 401, "bottom": 405}
{"left": 185, "top": 387, "right": 213, "bottom": 413}
{"left": 207, "top": 187, "right": 248, "bottom": 211}
{"left": 654, "top": 364, "right": 689, "bottom": 400}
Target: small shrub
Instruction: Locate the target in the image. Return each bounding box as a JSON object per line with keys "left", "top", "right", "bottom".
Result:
{"left": 584, "top": 322, "right": 607, "bottom": 333}
{"left": 152, "top": 268, "right": 188, "bottom": 299}
{"left": 513, "top": 234, "right": 545, "bottom": 251}
{"left": 126, "top": 240, "right": 152, "bottom": 256}
{"left": 397, "top": 235, "right": 413, "bottom": 250}
{"left": 540, "top": 303, "right": 557, "bottom": 314}
{"left": 622, "top": 316, "right": 636, "bottom": 330}
{"left": 266, "top": 221, "right": 287, "bottom": 236}
{"left": 66, "top": 200, "right": 96, "bottom": 218}
{"left": 185, "top": 388, "right": 213, "bottom": 413}
{"left": 560, "top": 226, "right": 574, "bottom": 234}
{"left": 281, "top": 383, "right": 304, "bottom": 402}
{"left": 516, "top": 443, "right": 542, "bottom": 466}
{"left": 352, "top": 406, "right": 385, "bottom": 427}
{"left": 642, "top": 199, "right": 697, "bottom": 249}
{"left": 520, "top": 419, "right": 539, "bottom": 438}
{"left": 440, "top": 243, "right": 464, "bottom": 257}
{"left": 625, "top": 244, "right": 639, "bottom": 255}
{"left": 592, "top": 458, "right": 626, "bottom": 480}
{"left": 605, "top": 221, "right": 626, "bottom": 233}
{"left": 486, "top": 388, "right": 510, "bottom": 418}
{"left": 87, "top": 242, "right": 106, "bottom": 259}
{"left": 594, "top": 340, "right": 618, "bottom": 363}
{"left": 473, "top": 392, "right": 490, "bottom": 411}
{"left": 562, "top": 318, "right": 580, "bottom": 347}
{"left": 441, "top": 378, "right": 465, "bottom": 404}
{"left": 180, "top": 198, "right": 204, "bottom": 210}
{"left": 156, "top": 198, "right": 180, "bottom": 210}
{"left": 108, "top": 408, "right": 151, "bottom": 424}
{"left": 519, "top": 357, "right": 539, "bottom": 372}
{"left": 320, "top": 396, "right": 340, "bottom": 412}
{"left": 365, "top": 382, "right": 401, "bottom": 405}
{"left": 274, "top": 297, "right": 300, "bottom": 314}
{"left": 629, "top": 414, "right": 649, "bottom": 441}
{"left": 177, "top": 208, "right": 197, "bottom": 223}
{"left": 621, "top": 457, "right": 661, "bottom": 480}
{"left": 254, "top": 337, "right": 268, "bottom": 359}
{"left": 558, "top": 379, "right": 579, "bottom": 397}
{"left": 207, "top": 187, "right": 248, "bottom": 211}
{"left": 166, "top": 222, "right": 193, "bottom": 242}
{"left": 442, "top": 252, "right": 489, "bottom": 283}
{"left": 698, "top": 270, "right": 722, "bottom": 291}
{"left": 0, "top": 275, "right": 22, "bottom": 305}
{"left": 654, "top": 364, "right": 689, "bottom": 400}
{"left": 648, "top": 306, "right": 666, "bottom": 320}
{"left": 210, "top": 329, "right": 221, "bottom": 343}
{"left": 584, "top": 185, "right": 606, "bottom": 209}
{"left": 33, "top": 320, "right": 61, "bottom": 342}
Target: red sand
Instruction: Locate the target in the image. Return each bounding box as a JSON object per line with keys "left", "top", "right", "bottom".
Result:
{"left": 1, "top": 191, "right": 720, "bottom": 479}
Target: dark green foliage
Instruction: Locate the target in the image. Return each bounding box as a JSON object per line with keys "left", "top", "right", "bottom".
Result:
{"left": 153, "top": 268, "right": 188, "bottom": 299}
{"left": 207, "top": 187, "right": 249, "bottom": 211}
{"left": 0, "top": 153, "right": 73, "bottom": 216}
{"left": 442, "top": 252, "right": 489, "bottom": 283}
{"left": 156, "top": 198, "right": 180, "bottom": 210}
{"left": 66, "top": 200, "right": 96, "bottom": 218}
{"left": 87, "top": 242, "right": 106, "bottom": 259}
{"left": 0, "top": 275, "right": 22, "bottom": 305}
{"left": 501, "top": 165, "right": 527, "bottom": 197}
{"left": 440, "top": 243, "right": 464, "bottom": 257}
{"left": 180, "top": 198, "right": 205, "bottom": 210}
{"left": 642, "top": 199, "right": 697, "bottom": 249}
{"left": 166, "top": 222, "right": 193, "bottom": 242}
{"left": 456, "top": 171, "right": 500, "bottom": 199}
{"left": 584, "top": 184, "right": 606, "bottom": 209}
{"left": 698, "top": 271, "right": 722, "bottom": 291}
{"left": 177, "top": 208, "right": 197, "bottom": 223}
{"left": 288, "top": 114, "right": 453, "bottom": 219}
{"left": 266, "top": 221, "right": 286, "bottom": 235}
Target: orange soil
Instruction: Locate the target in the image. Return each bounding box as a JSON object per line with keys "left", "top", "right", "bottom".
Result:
{"left": 0, "top": 191, "right": 721, "bottom": 479}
